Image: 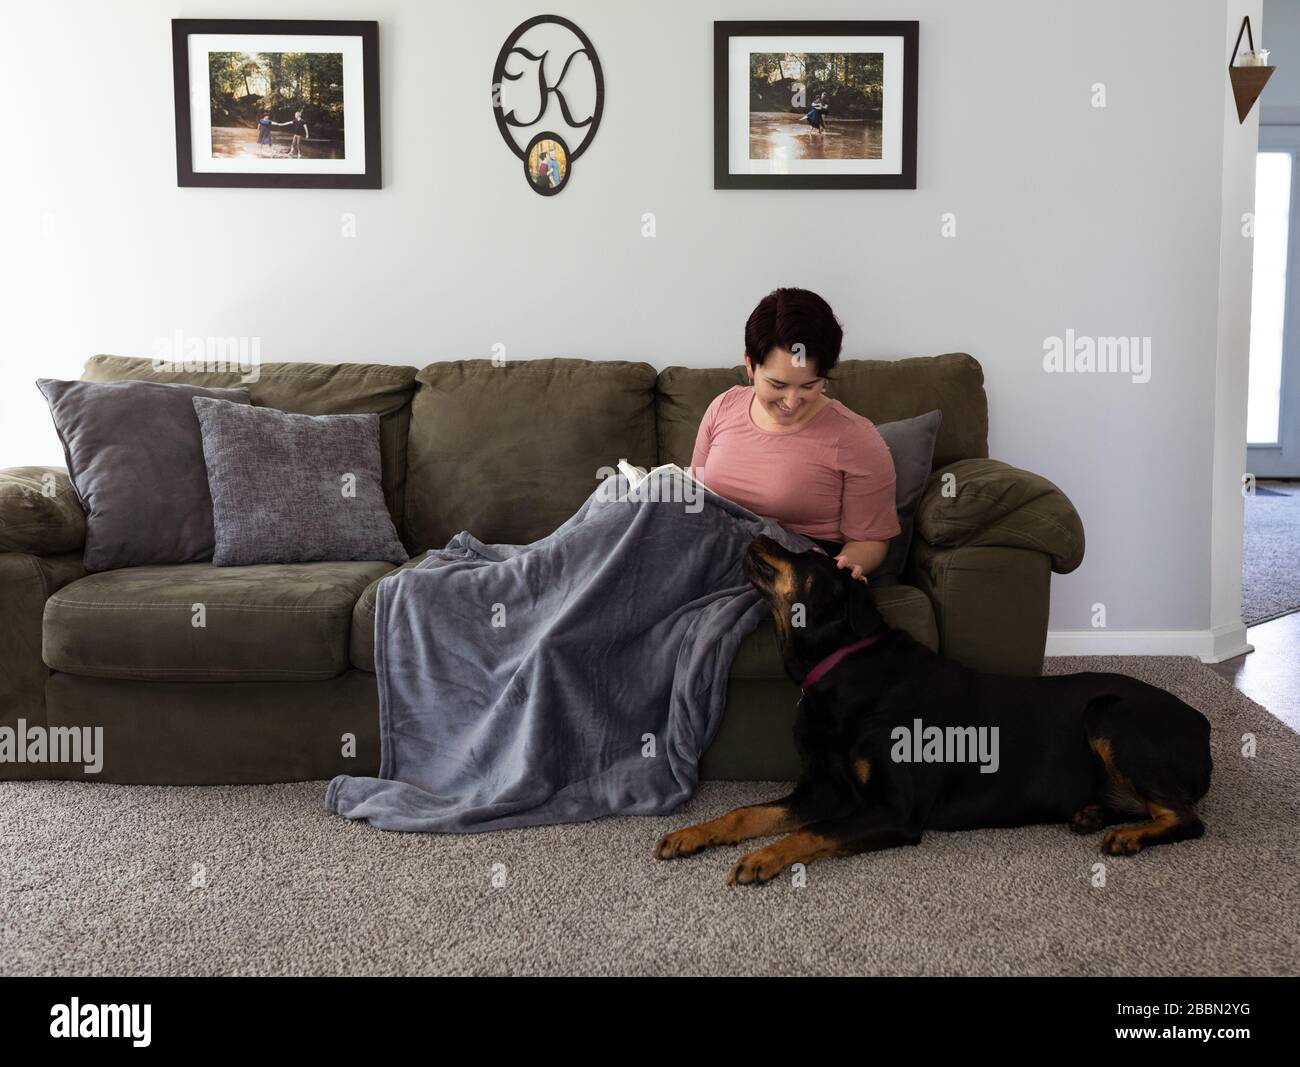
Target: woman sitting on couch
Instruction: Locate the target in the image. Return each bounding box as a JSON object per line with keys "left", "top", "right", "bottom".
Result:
{"left": 690, "top": 287, "right": 900, "bottom": 582}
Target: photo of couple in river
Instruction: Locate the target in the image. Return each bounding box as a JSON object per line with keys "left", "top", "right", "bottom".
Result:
{"left": 748, "top": 51, "right": 884, "bottom": 161}
{"left": 207, "top": 50, "right": 346, "bottom": 161}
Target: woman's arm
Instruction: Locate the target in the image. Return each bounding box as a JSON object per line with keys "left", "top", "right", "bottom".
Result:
{"left": 837, "top": 422, "right": 901, "bottom": 582}
{"left": 835, "top": 540, "right": 888, "bottom": 582}
{"left": 688, "top": 393, "right": 721, "bottom": 480}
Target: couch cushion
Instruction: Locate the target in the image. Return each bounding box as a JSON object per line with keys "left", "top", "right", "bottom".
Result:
{"left": 656, "top": 353, "right": 988, "bottom": 472}
{"left": 44, "top": 561, "right": 396, "bottom": 682}
{"left": 351, "top": 570, "right": 936, "bottom": 678}
{"left": 730, "top": 582, "right": 939, "bottom": 680}
{"left": 351, "top": 554, "right": 429, "bottom": 671}
{"left": 404, "top": 358, "right": 658, "bottom": 551}
{"left": 81, "top": 356, "right": 418, "bottom": 542}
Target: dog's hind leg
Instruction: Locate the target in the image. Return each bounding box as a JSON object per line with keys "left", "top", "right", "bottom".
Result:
{"left": 1101, "top": 801, "right": 1204, "bottom": 856}
{"left": 655, "top": 781, "right": 845, "bottom": 861}
{"left": 1084, "top": 693, "right": 1210, "bottom": 856}
{"left": 1069, "top": 803, "right": 1141, "bottom": 834}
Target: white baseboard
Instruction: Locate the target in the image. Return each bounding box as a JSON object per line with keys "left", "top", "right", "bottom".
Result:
{"left": 1045, "top": 621, "right": 1254, "bottom": 663}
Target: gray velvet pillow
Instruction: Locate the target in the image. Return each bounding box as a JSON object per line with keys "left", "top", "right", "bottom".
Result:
{"left": 37, "top": 378, "right": 252, "bottom": 571}
{"left": 192, "top": 397, "right": 408, "bottom": 567}
{"left": 872, "top": 409, "right": 944, "bottom": 584}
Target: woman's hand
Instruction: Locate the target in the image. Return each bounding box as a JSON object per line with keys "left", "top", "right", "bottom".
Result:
{"left": 835, "top": 540, "right": 887, "bottom": 583}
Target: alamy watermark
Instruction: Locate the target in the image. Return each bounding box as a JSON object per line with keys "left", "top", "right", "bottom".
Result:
{"left": 50, "top": 999, "right": 150, "bottom": 1047}
{"left": 1043, "top": 329, "right": 1151, "bottom": 384}
{"left": 891, "top": 718, "right": 999, "bottom": 773}
{"left": 0, "top": 720, "right": 103, "bottom": 773}
{"left": 594, "top": 465, "right": 705, "bottom": 513}
{"left": 152, "top": 330, "right": 261, "bottom": 383}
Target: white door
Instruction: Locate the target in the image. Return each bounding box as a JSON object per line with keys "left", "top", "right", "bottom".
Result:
{"left": 1248, "top": 126, "right": 1300, "bottom": 478}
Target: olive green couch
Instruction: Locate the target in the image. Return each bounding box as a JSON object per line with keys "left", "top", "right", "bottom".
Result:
{"left": 0, "top": 353, "right": 1084, "bottom": 784}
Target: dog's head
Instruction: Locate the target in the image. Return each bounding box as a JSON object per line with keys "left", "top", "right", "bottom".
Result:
{"left": 742, "top": 534, "right": 885, "bottom": 683}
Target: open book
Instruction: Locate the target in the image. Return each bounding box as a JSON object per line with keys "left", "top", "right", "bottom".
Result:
{"left": 616, "top": 459, "right": 718, "bottom": 498}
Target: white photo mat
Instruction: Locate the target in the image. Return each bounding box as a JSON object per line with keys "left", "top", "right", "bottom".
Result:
{"left": 728, "top": 35, "right": 904, "bottom": 176}
{"left": 187, "top": 33, "right": 367, "bottom": 174}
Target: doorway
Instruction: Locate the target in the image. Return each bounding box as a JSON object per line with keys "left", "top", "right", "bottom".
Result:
{"left": 1244, "top": 125, "right": 1300, "bottom": 627}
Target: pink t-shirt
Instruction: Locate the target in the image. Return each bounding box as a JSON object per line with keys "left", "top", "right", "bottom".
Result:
{"left": 690, "top": 386, "right": 900, "bottom": 544}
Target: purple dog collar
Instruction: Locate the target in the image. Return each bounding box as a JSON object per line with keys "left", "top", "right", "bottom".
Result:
{"left": 801, "top": 633, "right": 882, "bottom": 691}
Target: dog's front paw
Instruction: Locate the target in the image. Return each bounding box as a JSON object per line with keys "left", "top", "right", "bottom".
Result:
{"left": 1101, "top": 826, "right": 1146, "bottom": 856}
{"left": 655, "top": 826, "right": 713, "bottom": 860}
{"left": 727, "top": 846, "right": 786, "bottom": 886}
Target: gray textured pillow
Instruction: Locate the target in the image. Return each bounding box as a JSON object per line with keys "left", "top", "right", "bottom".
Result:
{"left": 872, "top": 409, "right": 944, "bottom": 583}
{"left": 192, "top": 397, "right": 408, "bottom": 567}
{"left": 37, "top": 378, "right": 252, "bottom": 571}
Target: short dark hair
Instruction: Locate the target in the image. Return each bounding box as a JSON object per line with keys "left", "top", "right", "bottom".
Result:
{"left": 744, "top": 288, "right": 843, "bottom": 376}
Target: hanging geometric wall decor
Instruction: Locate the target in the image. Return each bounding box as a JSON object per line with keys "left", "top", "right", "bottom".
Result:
{"left": 1229, "top": 15, "right": 1275, "bottom": 125}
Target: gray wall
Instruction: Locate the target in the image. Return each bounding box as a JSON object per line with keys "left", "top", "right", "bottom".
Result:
{"left": 0, "top": 1, "right": 1252, "bottom": 640}
{"left": 1263, "top": 0, "right": 1300, "bottom": 121}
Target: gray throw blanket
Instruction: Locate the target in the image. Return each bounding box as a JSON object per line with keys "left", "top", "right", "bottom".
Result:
{"left": 325, "top": 471, "right": 813, "bottom": 833}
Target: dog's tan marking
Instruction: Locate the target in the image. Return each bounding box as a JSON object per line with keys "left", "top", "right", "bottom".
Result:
{"left": 752, "top": 543, "right": 797, "bottom": 599}
{"left": 1090, "top": 736, "right": 1135, "bottom": 790}
{"left": 1102, "top": 802, "right": 1181, "bottom": 855}
{"left": 771, "top": 559, "right": 796, "bottom": 599}
{"left": 1090, "top": 735, "right": 1147, "bottom": 812}
{"left": 728, "top": 831, "right": 841, "bottom": 885}
{"left": 654, "top": 804, "right": 793, "bottom": 860}
{"left": 852, "top": 756, "right": 871, "bottom": 785}
{"left": 773, "top": 606, "right": 792, "bottom": 642}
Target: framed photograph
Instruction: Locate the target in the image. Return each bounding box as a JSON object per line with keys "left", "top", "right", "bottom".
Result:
{"left": 714, "top": 20, "right": 918, "bottom": 190}
{"left": 172, "top": 19, "right": 381, "bottom": 189}
{"left": 524, "top": 134, "right": 571, "bottom": 196}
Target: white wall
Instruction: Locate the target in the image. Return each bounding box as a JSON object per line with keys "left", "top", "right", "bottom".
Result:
{"left": 1209, "top": 2, "right": 1264, "bottom": 663}
{"left": 0, "top": 1, "right": 1258, "bottom": 646}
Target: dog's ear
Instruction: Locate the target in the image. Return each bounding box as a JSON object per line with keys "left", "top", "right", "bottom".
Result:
{"left": 847, "top": 574, "right": 881, "bottom": 636}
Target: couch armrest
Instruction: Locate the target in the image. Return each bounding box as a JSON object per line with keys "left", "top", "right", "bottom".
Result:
{"left": 913, "top": 458, "right": 1084, "bottom": 574}
{"left": 0, "top": 467, "right": 85, "bottom": 555}
{"left": 0, "top": 551, "right": 85, "bottom": 762}
{"left": 906, "top": 543, "right": 1048, "bottom": 676}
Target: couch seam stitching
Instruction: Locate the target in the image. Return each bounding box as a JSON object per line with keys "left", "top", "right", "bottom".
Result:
{"left": 46, "top": 601, "right": 354, "bottom": 613}
{"left": 44, "top": 665, "right": 342, "bottom": 678}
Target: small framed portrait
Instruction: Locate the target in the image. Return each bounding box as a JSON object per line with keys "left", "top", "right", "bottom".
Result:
{"left": 171, "top": 19, "right": 381, "bottom": 189}
{"left": 714, "top": 20, "right": 918, "bottom": 190}
{"left": 525, "top": 134, "right": 571, "bottom": 196}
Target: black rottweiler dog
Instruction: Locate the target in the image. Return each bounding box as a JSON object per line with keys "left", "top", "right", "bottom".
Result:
{"left": 656, "top": 535, "right": 1212, "bottom": 886}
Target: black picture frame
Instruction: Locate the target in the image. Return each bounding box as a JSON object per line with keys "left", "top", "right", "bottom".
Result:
{"left": 172, "top": 18, "right": 382, "bottom": 189}
{"left": 714, "top": 20, "right": 918, "bottom": 190}
{"left": 522, "top": 133, "right": 573, "bottom": 196}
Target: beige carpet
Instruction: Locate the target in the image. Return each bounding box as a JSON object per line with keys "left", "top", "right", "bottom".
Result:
{"left": 2, "top": 656, "right": 1298, "bottom": 976}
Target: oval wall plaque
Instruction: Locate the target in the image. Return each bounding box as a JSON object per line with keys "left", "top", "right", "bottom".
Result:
{"left": 491, "top": 15, "right": 604, "bottom": 194}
